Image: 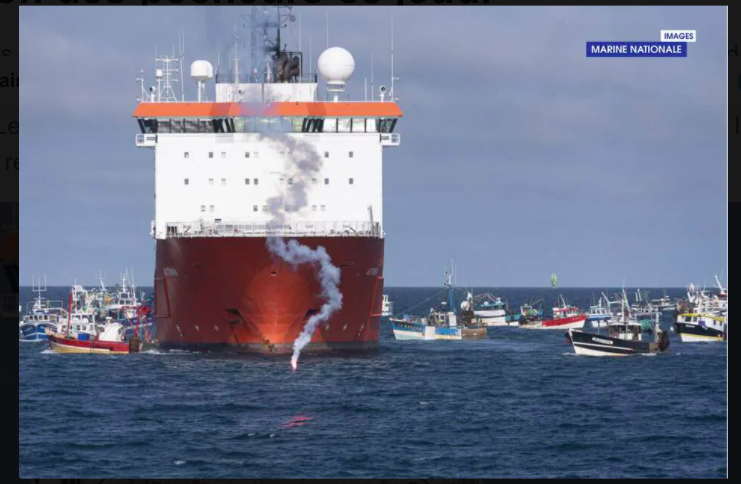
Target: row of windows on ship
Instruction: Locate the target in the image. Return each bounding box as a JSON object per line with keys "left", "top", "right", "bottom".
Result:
{"left": 182, "top": 150, "right": 356, "bottom": 160}
{"left": 139, "top": 117, "right": 398, "bottom": 134}
{"left": 197, "top": 204, "right": 329, "bottom": 214}
{"left": 183, "top": 177, "right": 355, "bottom": 186}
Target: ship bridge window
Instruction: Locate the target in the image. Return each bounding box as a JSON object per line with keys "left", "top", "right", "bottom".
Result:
{"left": 262, "top": 205, "right": 267, "bottom": 212}
{"left": 254, "top": 178, "right": 259, "bottom": 185}
{"left": 378, "top": 118, "right": 398, "bottom": 133}
{"left": 312, "top": 205, "right": 317, "bottom": 212}
{"left": 209, "top": 205, "right": 215, "bottom": 213}
{"left": 349, "top": 178, "right": 354, "bottom": 185}
{"left": 221, "top": 179, "right": 226, "bottom": 186}
{"left": 288, "top": 178, "right": 294, "bottom": 185}
{"left": 221, "top": 152, "right": 226, "bottom": 159}
{"left": 321, "top": 205, "right": 326, "bottom": 212}
{"left": 245, "top": 152, "right": 250, "bottom": 159}
{"left": 184, "top": 179, "right": 189, "bottom": 186}
{"left": 338, "top": 119, "right": 351, "bottom": 133}
{"left": 324, "top": 152, "right": 330, "bottom": 158}
{"left": 253, "top": 152, "right": 259, "bottom": 159}
{"left": 324, "top": 178, "right": 329, "bottom": 185}
{"left": 352, "top": 119, "right": 365, "bottom": 133}
{"left": 349, "top": 151, "right": 354, "bottom": 158}
{"left": 184, "top": 152, "right": 190, "bottom": 159}
{"left": 209, "top": 179, "right": 214, "bottom": 186}
{"left": 324, "top": 119, "right": 337, "bottom": 132}
{"left": 201, "top": 205, "right": 206, "bottom": 213}
{"left": 245, "top": 178, "right": 250, "bottom": 185}
{"left": 253, "top": 205, "right": 258, "bottom": 212}
{"left": 209, "top": 152, "right": 214, "bottom": 159}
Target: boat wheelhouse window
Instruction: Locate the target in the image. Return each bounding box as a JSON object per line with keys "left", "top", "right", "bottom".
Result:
{"left": 221, "top": 152, "right": 226, "bottom": 159}
{"left": 349, "top": 151, "right": 354, "bottom": 158}
{"left": 321, "top": 205, "right": 326, "bottom": 212}
{"left": 201, "top": 205, "right": 206, "bottom": 212}
{"left": 366, "top": 118, "right": 377, "bottom": 133}
{"left": 288, "top": 178, "right": 294, "bottom": 185}
{"left": 184, "top": 179, "right": 189, "bottom": 186}
{"left": 245, "top": 152, "right": 250, "bottom": 158}
{"left": 253, "top": 205, "right": 258, "bottom": 212}
{"left": 324, "top": 119, "right": 337, "bottom": 132}
{"left": 324, "top": 151, "right": 330, "bottom": 158}
{"left": 349, "top": 178, "right": 354, "bottom": 185}
{"left": 262, "top": 206, "right": 267, "bottom": 212}
{"left": 221, "top": 179, "right": 226, "bottom": 186}
{"left": 312, "top": 205, "right": 317, "bottom": 212}
{"left": 209, "top": 179, "right": 214, "bottom": 186}
{"left": 209, "top": 206, "right": 214, "bottom": 213}
{"left": 184, "top": 152, "right": 190, "bottom": 159}
{"left": 280, "top": 177, "right": 285, "bottom": 184}
{"left": 352, "top": 119, "right": 365, "bottom": 133}
{"left": 253, "top": 152, "right": 259, "bottom": 159}
{"left": 254, "top": 178, "right": 259, "bottom": 185}
{"left": 245, "top": 178, "right": 250, "bottom": 185}
{"left": 325, "top": 178, "right": 330, "bottom": 185}
{"left": 209, "top": 152, "right": 214, "bottom": 159}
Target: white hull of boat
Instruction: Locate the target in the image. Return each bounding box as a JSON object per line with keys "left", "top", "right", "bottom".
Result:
{"left": 572, "top": 344, "right": 632, "bottom": 357}
{"left": 677, "top": 333, "right": 725, "bottom": 343}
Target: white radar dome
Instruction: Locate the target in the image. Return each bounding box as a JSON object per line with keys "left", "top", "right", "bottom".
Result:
{"left": 190, "top": 60, "right": 214, "bottom": 82}
{"left": 461, "top": 301, "right": 471, "bottom": 311}
{"left": 317, "top": 47, "right": 355, "bottom": 84}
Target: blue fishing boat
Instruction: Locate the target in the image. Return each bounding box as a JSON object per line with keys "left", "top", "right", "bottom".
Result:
{"left": 19, "top": 277, "right": 64, "bottom": 342}
{"left": 391, "top": 270, "right": 462, "bottom": 341}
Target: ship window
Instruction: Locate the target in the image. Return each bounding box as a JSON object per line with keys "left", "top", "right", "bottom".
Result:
{"left": 184, "top": 179, "right": 189, "bottom": 186}
{"left": 349, "top": 178, "right": 354, "bottom": 185}
{"left": 262, "top": 205, "right": 267, "bottom": 212}
{"left": 209, "top": 152, "right": 214, "bottom": 159}
{"left": 349, "top": 151, "right": 354, "bottom": 158}
{"left": 253, "top": 205, "right": 258, "bottom": 212}
{"left": 184, "top": 152, "right": 190, "bottom": 159}
{"left": 312, "top": 205, "right": 317, "bottom": 212}
{"left": 245, "top": 178, "right": 250, "bottom": 185}
{"left": 288, "top": 178, "right": 294, "bottom": 185}
{"left": 209, "top": 205, "right": 214, "bottom": 213}
{"left": 221, "top": 179, "right": 226, "bottom": 186}
{"left": 253, "top": 152, "right": 259, "bottom": 159}
{"left": 209, "top": 179, "right": 214, "bottom": 186}
{"left": 321, "top": 205, "right": 326, "bottom": 212}
{"left": 280, "top": 177, "right": 285, "bottom": 184}
{"left": 338, "top": 119, "right": 351, "bottom": 133}
{"left": 201, "top": 205, "right": 206, "bottom": 212}
{"left": 254, "top": 178, "right": 259, "bottom": 185}
{"left": 221, "top": 152, "right": 226, "bottom": 159}
{"left": 324, "top": 152, "right": 329, "bottom": 158}
{"left": 245, "top": 152, "right": 250, "bottom": 159}
{"left": 325, "top": 178, "right": 329, "bottom": 185}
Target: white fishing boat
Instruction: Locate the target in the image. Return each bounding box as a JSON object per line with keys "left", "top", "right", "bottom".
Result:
{"left": 381, "top": 294, "right": 393, "bottom": 317}
{"left": 473, "top": 293, "right": 509, "bottom": 326}
{"left": 586, "top": 296, "right": 612, "bottom": 328}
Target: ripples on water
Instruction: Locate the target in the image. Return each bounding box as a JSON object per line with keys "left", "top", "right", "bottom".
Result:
{"left": 19, "top": 288, "right": 727, "bottom": 478}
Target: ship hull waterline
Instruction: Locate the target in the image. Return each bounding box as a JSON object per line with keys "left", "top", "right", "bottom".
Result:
{"left": 154, "top": 237, "right": 385, "bottom": 354}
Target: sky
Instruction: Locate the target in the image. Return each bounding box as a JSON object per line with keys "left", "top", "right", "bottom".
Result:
{"left": 19, "top": 6, "right": 727, "bottom": 287}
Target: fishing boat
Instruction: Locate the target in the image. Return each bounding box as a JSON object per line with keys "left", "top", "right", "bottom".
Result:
{"left": 459, "top": 293, "right": 487, "bottom": 339}
{"left": 586, "top": 297, "right": 612, "bottom": 328}
{"left": 674, "top": 294, "right": 727, "bottom": 343}
{"left": 534, "top": 295, "right": 586, "bottom": 329}
{"left": 381, "top": 294, "right": 393, "bottom": 317}
{"left": 516, "top": 302, "right": 545, "bottom": 328}
{"left": 46, "top": 290, "right": 147, "bottom": 354}
{"left": 18, "top": 277, "right": 64, "bottom": 341}
{"left": 47, "top": 323, "right": 142, "bottom": 355}
{"left": 651, "top": 292, "right": 676, "bottom": 312}
{"left": 567, "top": 293, "right": 670, "bottom": 356}
{"left": 391, "top": 271, "right": 462, "bottom": 341}
{"left": 473, "top": 293, "right": 509, "bottom": 326}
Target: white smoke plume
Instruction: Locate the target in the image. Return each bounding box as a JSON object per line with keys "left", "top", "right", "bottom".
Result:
{"left": 254, "top": 118, "right": 343, "bottom": 370}
{"left": 266, "top": 238, "right": 343, "bottom": 371}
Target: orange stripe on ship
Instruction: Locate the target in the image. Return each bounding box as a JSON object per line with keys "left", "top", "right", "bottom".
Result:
{"left": 133, "top": 102, "right": 403, "bottom": 119}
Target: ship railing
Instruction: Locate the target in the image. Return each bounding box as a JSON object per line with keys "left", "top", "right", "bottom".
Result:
{"left": 164, "top": 220, "right": 383, "bottom": 238}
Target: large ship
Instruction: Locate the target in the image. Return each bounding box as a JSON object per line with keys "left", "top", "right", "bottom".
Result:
{"left": 134, "top": 8, "right": 401, "bottom": 354}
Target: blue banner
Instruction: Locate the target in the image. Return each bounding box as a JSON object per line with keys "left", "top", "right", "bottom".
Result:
{"left": 587, "top": 42, "right": 687, "bottom": 57}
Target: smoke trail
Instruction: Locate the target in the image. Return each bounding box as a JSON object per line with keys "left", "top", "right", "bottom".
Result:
{"left": 254, "top": 119, "right": 343, "bottom": 370}
{"left": 266, "top": 238, "right": 342, "bottom": 371}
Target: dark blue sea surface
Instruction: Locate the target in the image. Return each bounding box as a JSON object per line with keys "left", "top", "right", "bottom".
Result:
{"left": 19, "top": 287, "right": 727, "bottom": 478}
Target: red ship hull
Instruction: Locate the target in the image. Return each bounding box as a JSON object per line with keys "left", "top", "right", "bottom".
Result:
{"left": 153, "top": 237, "right": 385, "bottom": 354}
